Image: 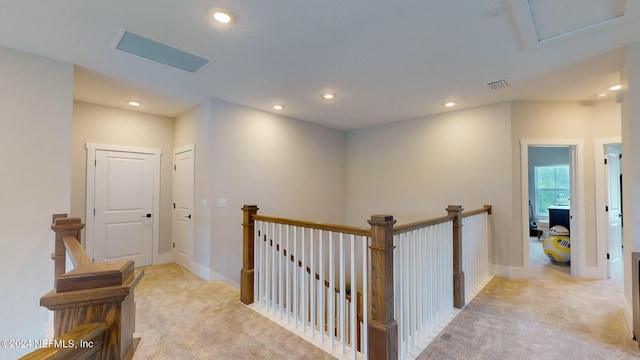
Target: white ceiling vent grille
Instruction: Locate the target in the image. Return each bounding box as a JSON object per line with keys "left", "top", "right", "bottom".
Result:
{"left": 485, "top": 80, "right": 509, "bottom": 90}
{"left": 113, "top": 30, "right": 211, "bottom": 74}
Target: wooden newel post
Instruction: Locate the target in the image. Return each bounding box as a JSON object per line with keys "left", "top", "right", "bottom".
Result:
{"left": 241, "top": 205, "right": 259, "bottom": 305}
{"left": 447, "top": 205, "right": 465, "bottom": 309}
{"left": 368, "top": 215, "right": 398, "bottom": 360}
{"left": 50, "top": 214, "right": 85, "bottom": 288}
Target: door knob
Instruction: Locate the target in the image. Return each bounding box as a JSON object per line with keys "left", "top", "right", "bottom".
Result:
{"left": 184, "top": 214, "right": 192, "bottom": 219}
{"left": 142, "top": 213, "right": 152, "bottom": 218}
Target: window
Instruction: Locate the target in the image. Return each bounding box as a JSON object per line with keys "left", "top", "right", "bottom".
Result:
{"left": 534, "top": 164, "right": 570, "bottom": 217}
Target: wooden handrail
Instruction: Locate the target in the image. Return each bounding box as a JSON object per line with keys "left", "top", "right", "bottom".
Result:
{"left": 243, "top": 204, "right": 493, "bottom": 360}
{"left": 392, "top": 215, "right": 453, "bottom": 235}
{"left": 44, "top": 215, "right": 142, "bottom": 360}
{"left": 462, "top": 205, "right": 492, "bottom": 218}
{"left": 50, "top": 215, "right": 85, "bottom": 287}
{"left": 392, "top": 205, "right": 492, "bottom": 235}
{"left": 252, "top": 214, "right": 372, "bottom": 237}
{"left": 19, "top": 323, "right": 107, "bottom": 360}
{"left": 63, "top": 236, "right": 92, "bottom": 267}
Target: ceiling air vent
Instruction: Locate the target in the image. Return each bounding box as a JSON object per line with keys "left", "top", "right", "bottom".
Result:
{"left": 113, "top": 29, "right": 211, "bottom": 74}
{"left": 485, "top": 80, "right": 509, "bottom": 90}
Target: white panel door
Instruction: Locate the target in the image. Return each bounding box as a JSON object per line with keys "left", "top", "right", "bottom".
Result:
{"left": 94, "top": 150, "right": 155, "bottom": 266}
{"left": 173, "top": 146, "right": 194, "bottom": 270}
{"left": 607, "top": 149, "right": 622, "bottom": 275}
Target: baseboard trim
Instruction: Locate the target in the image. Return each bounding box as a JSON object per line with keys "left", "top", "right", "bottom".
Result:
{"left": 154, "top": 253, "right": 173, "bottom": 265}
{"left": 574, "top": 265, "right": 606, "bottom": 279}
{"left": 621, "top": 293, "right": 633, "bottom": 334}
{"left": 210, "top": 270, "right": 240, "bottom": 289}
{"left": 491, "top": 264, "right": 529, "bottom": 279}
{"left": 192, "top": 262, "right": 211, "bottom": 281}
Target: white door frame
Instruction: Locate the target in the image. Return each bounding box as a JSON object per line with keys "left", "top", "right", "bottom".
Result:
{"left": 594, "top": 137, "right": 623, "bottom": 279}
{"left": 172, "top": 144, "right": 195, "bottom": 271}
{"left": 85, "top": 143, "right": 161, "bottom": 264}
{"left": 520, "top": 138, "right": 587, "bottom": 278}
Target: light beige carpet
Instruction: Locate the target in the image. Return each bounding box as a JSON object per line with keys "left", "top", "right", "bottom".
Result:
{"left": 133, "top": 264, "right": 333, "bottom": 360}
{"left": 417, "top": 237, "right": 638, "bottom": 359}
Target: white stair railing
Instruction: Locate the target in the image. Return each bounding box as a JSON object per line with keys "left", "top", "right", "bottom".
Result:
{"left": 252, "top": 218, "right": 370, "bottom": 359}
{"left": 241, "top": 205, "right": 492, "bottom": 360}
{"left": 393, "top": 219, "right": 456, "bottom": 360}
{"left": 462, "top": 209, "right": 493, "bottom": 303}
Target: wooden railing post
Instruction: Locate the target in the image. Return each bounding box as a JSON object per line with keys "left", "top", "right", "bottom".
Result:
{"left": 368, "top": 214, "right": 398, "bottom": 360}
{"left": 447, "top": 205, "right": 465, "bottom": 309}
{"left": 50, "top": 214, "right": 85, "bottom": 288}
{"left": 241, "top": 205, "right": 259, "bottom": 305}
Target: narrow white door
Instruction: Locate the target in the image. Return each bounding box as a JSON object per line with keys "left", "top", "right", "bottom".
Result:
{"left": 607, "top": 147, "right": 623, "bottom": 276}
{"left": 94, "top": 149, "right": 155, "bottom": 266}
{"left": 172, "top": 146, "right": 194, "bottom": 270}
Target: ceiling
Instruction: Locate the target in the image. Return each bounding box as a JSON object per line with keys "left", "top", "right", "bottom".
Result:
{"left": 1, "top": 0, "right": 639, "bottom": 130}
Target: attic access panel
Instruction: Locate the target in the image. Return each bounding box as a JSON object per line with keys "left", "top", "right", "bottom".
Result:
{"left": 528, "top": 0, "right": 626, "bottom": 41}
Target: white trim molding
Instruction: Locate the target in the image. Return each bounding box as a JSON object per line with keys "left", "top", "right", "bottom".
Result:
{"left": 594, "top": 137, "right": 622, "bottom": 280}
{"left": 85, "top": 143, "right": 162, "bottom": 266}
{"left": 520, "top": 138, "right": 586, "bottom": 278}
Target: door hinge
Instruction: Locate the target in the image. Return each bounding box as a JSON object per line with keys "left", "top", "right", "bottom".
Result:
{"left": 606, "top": 205, "right": 609, "bottom": 211}
{"left": 95, "top": 159, "right": 97, "bottom": 166}
{"left": 93, "top": 208, "right": 95, "bottom": 216}
{"left": 620, "top": 153, "right": 623, "bottom": 159}
{"left": 607, "top": 253, "right": 610, "bottom": 260}
{"left": 604, "top": 158, "right": 607, "bottom": 165}
{"left": 173, "top": 203, "right": 176, "bottom": 209}
{"left": 174, "top": 165, "right": 176, "bottom": 171}
{"left": 173, "top": 242, "right": 176, "bottom": 248}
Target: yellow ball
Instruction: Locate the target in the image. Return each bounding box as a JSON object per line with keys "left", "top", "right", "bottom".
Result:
{"left": 543, "top": 235, "right": 571, "bottom": 263}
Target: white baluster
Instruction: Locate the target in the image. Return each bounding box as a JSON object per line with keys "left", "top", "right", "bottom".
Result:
{"left": 319, "top": 229, "right": 324, "bottom": 342}
{"left": 350, "top": 234, "right": 356, "bottom": 360}
{"left": 310, "top": 229, "right": 315, "bottom": 337}
{"left": 302, "top": 228, "right": 307, "bottom": 333}
{"left": 339, "top": 233, "right": 345, "bottom": 353}
{"left": 362, "top": 235, "right": 368, "bottom": 357}
{"left": 329, "top": 231, "right": 335, "bottom": 348}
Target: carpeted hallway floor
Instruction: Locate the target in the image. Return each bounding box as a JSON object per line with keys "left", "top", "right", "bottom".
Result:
{"left": 133, "top": 263, "right": 333, "bottom": 360}
{"left": 133, "top": 238, "right": 640, "bottom": 359}
{"left": 418, "top": 237, "right": 638, "bottom": 359}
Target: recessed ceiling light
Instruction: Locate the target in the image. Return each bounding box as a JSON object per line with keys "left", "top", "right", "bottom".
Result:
{"left": 596, "top": 93, "right": 607, "bottom": 99}
{"left": 323, "top": 93, "right": 335, "bottom": 100}
{"left": 129, "top": 101, "right": 140, "bottom": 107}
{"left": 273, "top": 105, "right": 284, "bottom": 110}
{"left": 609, "top": 84, "right": 622, "bottom": 91}
{"left": 445, "top": 102, "right": 456, "bottom": 107}
{"left": 210, "top": 9, "right": 233, "bottom": 23}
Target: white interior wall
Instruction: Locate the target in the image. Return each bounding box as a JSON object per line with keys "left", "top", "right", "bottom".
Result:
{"left": 345, "top": 102, "right": 513, "bottom": 269}
{"left": 0, "top": 47, "right": 74, "bottom": 358}
{"left": 70, "top": 101, "right": 175, "bottom": 258}
{"left": 511, "top": 100, "right": 621, "bottom": 270}
{"left": 174, "top": 99, "right": 346, "bottom": 285}
{"left": 621, "top": 43, "right": 640, "bottom": 331}
{"left": 174, "top": 100, "right": 213, "bottom": 277}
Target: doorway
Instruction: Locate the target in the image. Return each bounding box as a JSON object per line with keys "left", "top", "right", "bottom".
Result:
{"left": 172, "top": 145, "right": 195, "bottom": 271}
{"left": 527, "top": 146, "right": 571, "bottom": 272}
{"left": 85, "top": 143, "right": 161, "bottom": 267}
{"left": 520, "top": 139, "right": 585, "bottom": 278}
{"left": 595, "top": 137, "right": 623, "bottom": 279}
